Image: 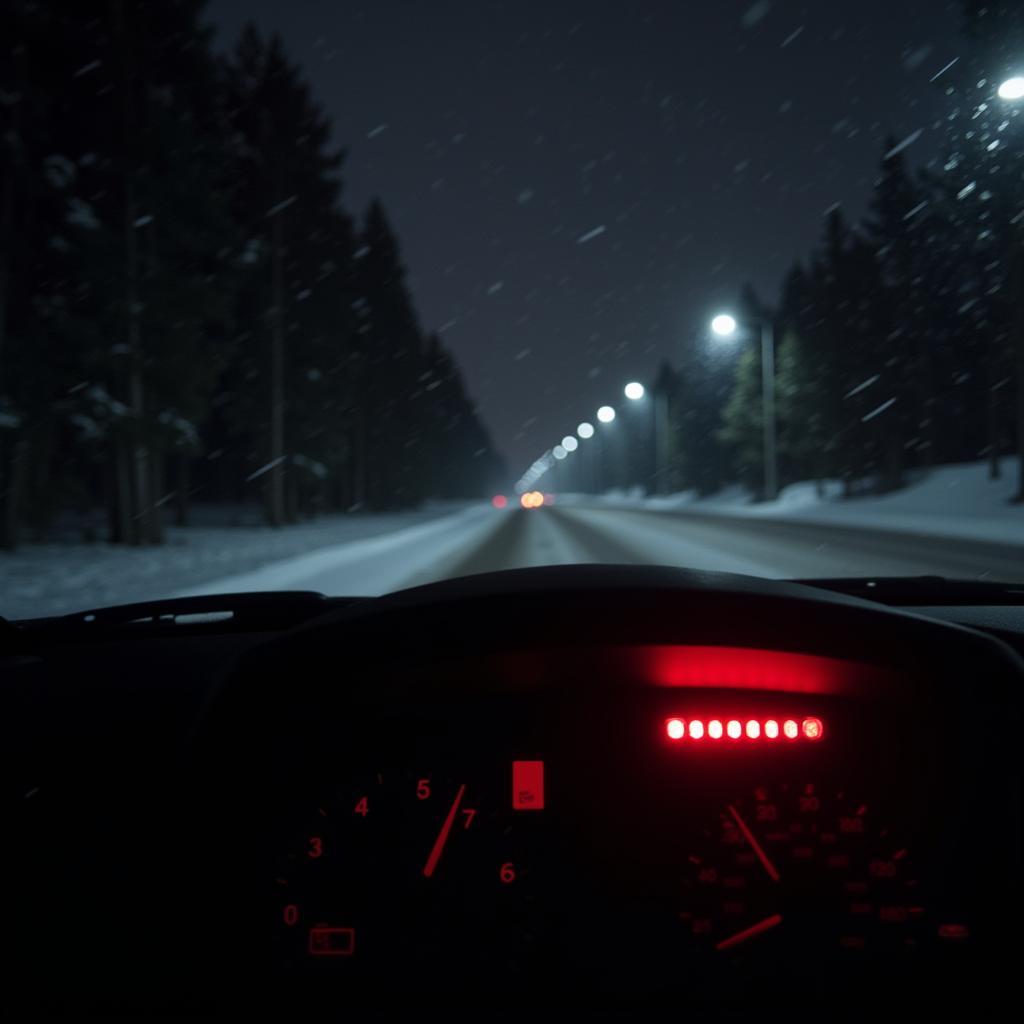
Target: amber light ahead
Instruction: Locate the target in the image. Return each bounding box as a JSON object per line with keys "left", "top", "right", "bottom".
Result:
{"left": 665, "top": 716, "right": 824, "bottom": 742}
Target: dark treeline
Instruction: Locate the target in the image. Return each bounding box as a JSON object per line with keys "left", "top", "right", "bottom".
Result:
{"left": 0, "top": 1, "right": 503, "bottom": 548}
{"left": 652, "top": 1, "right": 1024, "bottom": 502}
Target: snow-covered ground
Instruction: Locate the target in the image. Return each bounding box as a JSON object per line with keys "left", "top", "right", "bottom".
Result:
{"left": 588, "top": 458, "right": 1023, "bottom": 544}
{"left": 0, "top": 503, "right": 492, "bottom": 620}
{"left": 3, "top": 460, "right": 1020, "bottom": 622}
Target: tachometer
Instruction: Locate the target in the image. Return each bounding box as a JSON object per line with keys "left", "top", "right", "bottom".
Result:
{"left": 271, "top": 760, "right": 550, "bottom": 986}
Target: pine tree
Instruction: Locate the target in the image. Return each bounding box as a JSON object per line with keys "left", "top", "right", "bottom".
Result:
{"left": 353, "top": 201, "right": 428, "bottom": 509}
{"left": 221, "top": 24, "right": 346, "bottom": 525}
{"left": 935, "top": 2, "right": 1024, "bottom": 492}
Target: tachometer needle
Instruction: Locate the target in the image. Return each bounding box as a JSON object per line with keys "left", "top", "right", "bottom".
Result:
{"left": 728, "top": 804, "right": 780, "bottom": 882}
{"left": 715, "top": 913, "right": 783, "bottom": 952}
{"left": 423, "top": 784, "right": 466, "bottom": 878}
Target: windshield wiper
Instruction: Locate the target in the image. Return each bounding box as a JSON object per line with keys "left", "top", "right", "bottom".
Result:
{"left": 796, "top": 576, "right": 1024, "bottom": 606}
{"left": 1, "top": 591, "right": 361, "bottom": 649}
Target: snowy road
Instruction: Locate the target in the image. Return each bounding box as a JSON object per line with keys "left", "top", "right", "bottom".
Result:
{"left": 5, "top": 500, "right": 1022, "bottom": 620}
{"left": 181, "top": 503, "right": 1024, "bottom": 598}
{"left": 417, "top": 505, "right": 1024, "bottom": 586}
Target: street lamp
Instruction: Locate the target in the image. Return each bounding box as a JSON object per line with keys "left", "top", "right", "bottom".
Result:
{"left": 998, "top": 76, "right": 1024, "bottom": 100}
{"left": 577, "top": 422, "right": 594, "bottom": 439}
{"left": 711, "top": 312, "right": 778, "bottom": 502}
{"left": 597, "top": 405, "right": 616, "bottom": 423}
{"left": 562, "top": 435, "right": 578, "bottom": 452}
{"left": 711, "top": 313, "right": 738, "bottom": 337}
{"left": 624, "top": 381, "right": 645, "bottom": 400}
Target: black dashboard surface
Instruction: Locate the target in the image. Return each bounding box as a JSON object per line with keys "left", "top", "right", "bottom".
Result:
{"left": 3, "top": 566, "right": 1022, "bottom": 1016}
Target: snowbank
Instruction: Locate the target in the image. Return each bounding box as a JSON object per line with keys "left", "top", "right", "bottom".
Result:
{"left": 621, "top": 458, "right": 1023, "bottom": 545}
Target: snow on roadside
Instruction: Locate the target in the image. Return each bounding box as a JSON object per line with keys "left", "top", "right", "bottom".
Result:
{"left": 174, "top": 504, "right": 501, "bottom": 598}
{"left": 0, "top": 504, "right": 486, "bottom": 620}
{"left": 593, "top": 459, "right": 1022, "bottom": 545}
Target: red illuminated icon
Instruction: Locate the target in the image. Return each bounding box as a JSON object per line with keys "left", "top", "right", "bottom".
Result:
{"left": 764, "top": 719, "right": 779, "bottom": 739}
{"left": 666, "top": 718, "right": 685, "bottom": 740}
{"left": 726, "top": 720, "right": 741, "bottom": 739}
{"left": 783, "top": 719, "right": 799, "bottom": 739}
{"left": 938, "top": 924, "right": 970, "bottom": 941}
{"left": 708, "top": 720, "right": 723, "bottom": 739}
{"left": 802, "top": 716, "right": 824, "bottom": 740}
{"left": 512, "top": 760, "right": 545, "bottom": 810}
{"left": 308, "top": 926, "right": 355, "bottom": 957}
{"left": 689, "top": 719, "right": 705, "bottom": 739}
{"left": 745, "top": 720, "right": 760, "bottom": 739}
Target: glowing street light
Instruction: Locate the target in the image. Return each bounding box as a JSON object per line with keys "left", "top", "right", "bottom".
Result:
{"left": 711, "top": 313, "right": 738, "bottom": 337}
{"left": 998, "top": 76, "right": 1024, "bottom": 100}
{"left": 562, "top": 435, "right": 578, "bottom": 452}
{"left": 577, "top": 422, "right": 595, "bottom": 439}
{"left": 624, "top": 381, "right": 645, "bottom": 400}
{"left": 552, "top": 445, "right": 567, "bottom": 460}
{"left": 597, "top": 405, "right": 616, "bottom": 423}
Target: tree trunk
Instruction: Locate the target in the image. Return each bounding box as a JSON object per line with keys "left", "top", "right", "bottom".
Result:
{"left": 149, "top": 446, "right": 164, "bottom": 544}
{"left": 125, "top": 179, "right": 152, "bottom": 545}
{"left": 267, "top": 213, "right": 286, "bottom": 526}
{"left": 1014, "top": 238, "right": 1024, "bottom": 501}
{"left": 988, "top": 361, "right": 1002, "bottom": 480}
{"left": 0, "top": 435, "right": 28, "bottom": 550}
{"left": 111, "top": 435, "right": 133, "bottom": 544}
{"left": 175, "top": 453, "right": 190, "bottom": 527}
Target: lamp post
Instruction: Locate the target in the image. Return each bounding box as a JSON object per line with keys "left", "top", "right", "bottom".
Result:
{"left": 712, "top": 313, "right": 778, "bottom": 501}
{"left": 625, "top": 380, "right": 666, "bottom": 494}
{"left": 998, "top": 76, "right": 1024, "bottom": 498}
{"left": 596, "top": 405, "right": 617, "bottom": 492}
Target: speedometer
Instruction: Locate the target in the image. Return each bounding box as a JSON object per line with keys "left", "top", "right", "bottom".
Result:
{"left": 680, "top": 781, "right": 928, "bottom": 957}
{"left": 271, "top": 760, "right": 552, "bottom": 988}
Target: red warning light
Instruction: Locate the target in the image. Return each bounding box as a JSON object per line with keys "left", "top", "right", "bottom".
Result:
{"left": 802, "top": 717, "right": 824, "bottom": 740}
{"left": 491, "top": 494, "right": 508, "bottom": 509}
{"left": 308, "top": 926, "right": 355, "bottom": 957}
{"left": 512, "top": 760, "right": 545, "bottom": 810}
{"left": 665, "top": 715, "right": 825, "bottom": 744}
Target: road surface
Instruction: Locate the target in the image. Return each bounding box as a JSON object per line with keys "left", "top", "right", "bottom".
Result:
{"left": 178, "top": 502, "right": 1024, "bottom": 598}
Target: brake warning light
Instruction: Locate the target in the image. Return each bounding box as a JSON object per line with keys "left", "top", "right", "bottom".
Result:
{"left": 512, "top": 760, "right": 545, "bottom": 810}
{"left": 665, "top": 717, "right": 824, "bottom": 742}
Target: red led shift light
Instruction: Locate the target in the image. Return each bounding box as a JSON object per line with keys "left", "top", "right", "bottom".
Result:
{"left": 665, "top": 716, "right": 825, "bottom": 742}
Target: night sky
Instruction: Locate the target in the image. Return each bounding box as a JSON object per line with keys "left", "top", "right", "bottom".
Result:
{"left": 207, "top": 0, "right": 963, "bottom": 477}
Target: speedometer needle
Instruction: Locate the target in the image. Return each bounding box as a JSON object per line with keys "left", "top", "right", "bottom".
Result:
{"left": 423, "top": 784, "right": 466, "bottom": 878}
{"left": 715, "top": 913, "right": 783, "bottom": 952}
{"left": 728, "top": 804, "right": 780, "bottom": 882}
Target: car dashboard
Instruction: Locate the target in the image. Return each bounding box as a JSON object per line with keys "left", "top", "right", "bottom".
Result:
{"left": 3, "top": 565, "right": 1022, "bottom": 1015}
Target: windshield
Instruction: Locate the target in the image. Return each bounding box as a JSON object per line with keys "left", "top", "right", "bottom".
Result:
{"left": 1, "top": 0, "right": 1022, "bottom": 618}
